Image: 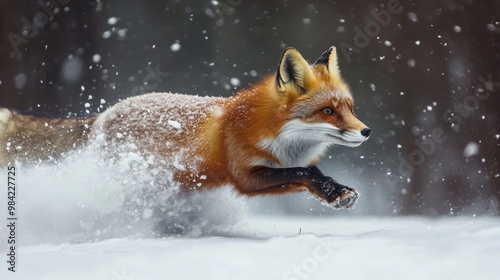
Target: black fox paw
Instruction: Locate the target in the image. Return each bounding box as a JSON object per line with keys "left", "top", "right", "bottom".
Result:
{"left": 321, "top": 177, "right": 360, "bottom": 209}
{"left": 328, "top": 187, "right": 360, "bottom": 210}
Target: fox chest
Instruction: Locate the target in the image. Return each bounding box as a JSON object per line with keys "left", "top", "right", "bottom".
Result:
{"left": 257, "top": 138, "right": 330, "bottom": 168}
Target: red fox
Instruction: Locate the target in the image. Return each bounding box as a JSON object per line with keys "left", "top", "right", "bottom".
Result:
{"left": 0, "top": 47, "right": 371, "bottom": 209}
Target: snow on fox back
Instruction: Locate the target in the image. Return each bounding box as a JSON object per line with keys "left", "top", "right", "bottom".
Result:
{"left": 92, "top": 92, "right": 224, "bottom": 169}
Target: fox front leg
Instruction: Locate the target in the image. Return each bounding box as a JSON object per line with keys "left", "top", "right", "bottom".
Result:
{"left": 245, "top": 166, "right": 359, "bottom": 209}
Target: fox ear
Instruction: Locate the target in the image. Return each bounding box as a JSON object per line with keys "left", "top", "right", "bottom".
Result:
{"left": 276, "top": 48, "right": 315, "bottom": 93}
{"left": 314, "top": 46, "right": 340, "bottom": 77}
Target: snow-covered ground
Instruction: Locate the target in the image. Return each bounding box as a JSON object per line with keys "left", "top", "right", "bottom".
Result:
{"left": 2, "top": 215, "right": 500, "bottom": 280}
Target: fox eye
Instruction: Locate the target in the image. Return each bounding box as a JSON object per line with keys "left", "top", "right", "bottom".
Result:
{"left": 322, "top": 107, "right": 336, "bottom": 115}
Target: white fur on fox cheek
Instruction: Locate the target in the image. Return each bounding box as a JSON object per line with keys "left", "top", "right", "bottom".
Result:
{"left": 258, "top": 119, "right": 366, "bottom": 167}
{"left": 257, "top": 119, "right": 369, "bottom": 167}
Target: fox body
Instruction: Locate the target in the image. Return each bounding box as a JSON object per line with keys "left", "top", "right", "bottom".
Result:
{"left": 0, "top": 47, "right": 371, "bottom": 209}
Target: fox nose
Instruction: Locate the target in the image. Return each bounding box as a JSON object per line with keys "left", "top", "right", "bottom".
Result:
{"left": 361, "top": 128, "right": 372, "bottom": 138}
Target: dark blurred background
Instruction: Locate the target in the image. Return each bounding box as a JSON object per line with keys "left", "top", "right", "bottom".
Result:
{"left": 1, "top": 0, "right": 499, "bottom": 216}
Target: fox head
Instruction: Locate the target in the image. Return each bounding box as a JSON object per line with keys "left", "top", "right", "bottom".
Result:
{"left": 273, "top": 47, "right": 371, "bottom": 148}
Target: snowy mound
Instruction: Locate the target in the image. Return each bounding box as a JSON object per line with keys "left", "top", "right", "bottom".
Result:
{"left": 10, "top": 143, "right": 247, "bottom": 245}
{"left": 2, "top": 216, "right": 500, "bottom": 280}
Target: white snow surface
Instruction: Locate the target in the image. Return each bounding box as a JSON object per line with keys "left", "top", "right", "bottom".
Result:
{"left": 1, "top": 216, "right": 499, "bottom": 280}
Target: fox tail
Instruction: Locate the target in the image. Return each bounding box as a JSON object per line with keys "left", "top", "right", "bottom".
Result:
{"left": 0, "top": 108, "right": 97, "bottom": 166}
